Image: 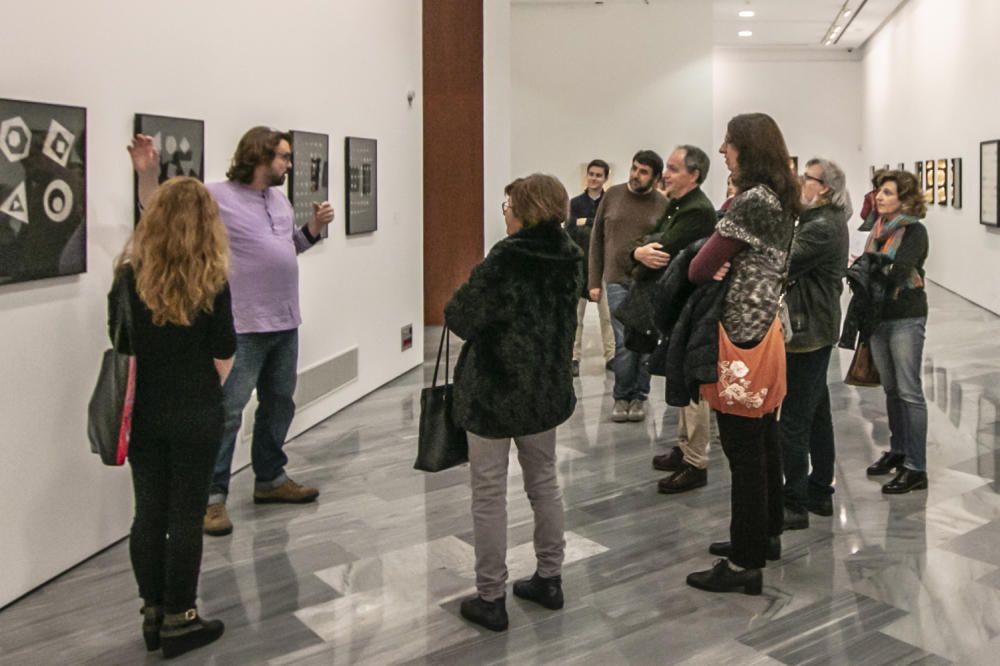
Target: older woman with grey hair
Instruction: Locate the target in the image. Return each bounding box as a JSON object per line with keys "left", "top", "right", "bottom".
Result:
{"left": 780, "top": 158, "right": 851, "bottom": 530}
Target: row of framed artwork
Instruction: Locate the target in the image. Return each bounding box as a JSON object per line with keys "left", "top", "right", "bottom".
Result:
{"left": 868, "top": 159, "right": 963, "bottom": 210}
{"left": 869, "top": 141, "right": 1000, "bottom": 229}
{"left": 0, "top": 96, "right": 378, "bottom": 287}
{"left": 130, "top": 115, "right": 378, "bottom": 237}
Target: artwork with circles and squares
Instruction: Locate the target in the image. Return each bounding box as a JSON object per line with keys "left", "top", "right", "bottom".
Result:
{"left": 0, "top": 98, "right": 86, "bottom": 285}
{"left": 133, "top": 114, "right": 204, "bottom": 224}
{"left": 288, "top": 130, "right": 330, "bottom": 239}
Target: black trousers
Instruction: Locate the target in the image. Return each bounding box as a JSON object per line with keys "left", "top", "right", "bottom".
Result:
{"left": 780, "top": 347, "right": 836, "bottom": 510}
{"left": 716, "top": 410, "right": 783, "bottom": 570}
{"left": 128, "top": 409, "right": 222, "bottom": 613}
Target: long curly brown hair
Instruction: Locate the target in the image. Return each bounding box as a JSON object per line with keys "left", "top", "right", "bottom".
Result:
{"left": 116, "top": 177, "right": 229, "bottom": 326}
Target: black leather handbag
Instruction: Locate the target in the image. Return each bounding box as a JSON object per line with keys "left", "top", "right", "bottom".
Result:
{"left": 414, "top": 328, "right": 469, "bottom": 472}
{"left": 87, "top": 277, "right": 136, "bottom": 466}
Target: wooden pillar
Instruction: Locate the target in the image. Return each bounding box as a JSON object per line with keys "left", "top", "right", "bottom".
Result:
{"left": 422, "top": 0, "right": 484, "bottom": 325}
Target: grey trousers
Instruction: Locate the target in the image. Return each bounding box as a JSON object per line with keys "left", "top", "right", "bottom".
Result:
{"left": 467, "top": 428, "right": 566, "bottom": 601}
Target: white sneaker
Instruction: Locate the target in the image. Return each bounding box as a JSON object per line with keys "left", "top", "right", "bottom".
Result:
{"left": 627, "top": 399, "right": 646, "bottom": 422}
{"left": 611, "top": 399, "right": 629, "bottom": 422}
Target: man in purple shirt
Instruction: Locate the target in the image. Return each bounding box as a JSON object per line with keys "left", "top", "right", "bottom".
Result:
{"left": 130, "top": 127, "right": 335, "bottom": 537}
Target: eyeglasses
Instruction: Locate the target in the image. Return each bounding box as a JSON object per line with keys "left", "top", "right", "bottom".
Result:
{"left": 803, "top": 174, "right": 825, "bottom": 185}
{"left": 276, "top": 152, "right": 293, "bottom": 163}
{"left": 501, "top": 200, "right": 510, "bottom": 214}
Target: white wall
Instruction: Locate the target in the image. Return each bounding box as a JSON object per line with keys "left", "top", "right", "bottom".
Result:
{"left": 0, "top": 0, "right": 423, "bottom": 607}
{"left": 862, "top": 0, "right": 1000, "bottom": 313}
{"left": 511, "top": 1, "right": 714, "bottom": 198}
{"left": 713, "top": 48, "right": 868, "bottom": 252}
{"left": 484, "top": 0, "right": 512, "bottom": 251}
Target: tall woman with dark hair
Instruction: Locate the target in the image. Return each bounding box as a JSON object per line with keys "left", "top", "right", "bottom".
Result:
{"left": 861, "top": 171, "right": 930, "bottom": 493}
{"left": 110, "top": 176, "right": 236, "bottom": 658}
{"left": 685, "top": 113, "right": 801, "bottom": 594}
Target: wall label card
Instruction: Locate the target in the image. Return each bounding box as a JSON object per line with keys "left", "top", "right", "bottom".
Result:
{"left": 0, "top": 98, "right": 87, "bottom": 285}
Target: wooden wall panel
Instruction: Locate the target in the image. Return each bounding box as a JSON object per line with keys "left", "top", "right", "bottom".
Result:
{"left": 423, "top": 0, "right": 484, "bottom": 325}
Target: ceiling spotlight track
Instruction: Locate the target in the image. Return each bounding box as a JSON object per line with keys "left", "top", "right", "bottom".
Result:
{"left": 823, "top": 0, "right": 867, "bottom": 45}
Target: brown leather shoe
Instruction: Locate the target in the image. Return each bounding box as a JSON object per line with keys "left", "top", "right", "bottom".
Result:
{"left": 203, "top": 503, "right": 232, "bottom": 537}
{"left": 657, "top": 463, "right": 707, "bottom": 494}
{"left": 253, "top": 479, "right": 319, "bottom": 504}
{"left": 652, "top": 446, "right": 684, "bottom": 472}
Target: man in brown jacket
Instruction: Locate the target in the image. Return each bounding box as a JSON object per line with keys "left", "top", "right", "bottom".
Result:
{"left": 588, "top": 149, "right": 667, "bottom": 422}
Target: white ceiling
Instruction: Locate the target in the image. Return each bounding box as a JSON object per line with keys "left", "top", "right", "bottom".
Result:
{"left": 511, "top": 0, "right": 910, "bottom": 50}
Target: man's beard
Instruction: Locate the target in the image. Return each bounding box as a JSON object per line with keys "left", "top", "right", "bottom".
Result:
{"left": 269, "top": 172, "right": 287, "bottom": 187}
{"left": 630, "top": 178, "right": 653, "bottom": 193}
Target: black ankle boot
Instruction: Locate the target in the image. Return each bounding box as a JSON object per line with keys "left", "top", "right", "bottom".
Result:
{"left": 686, "top": 559, "right": 762, "bottom": 595}
{"left": 160, "top": 609, "right": 225, "bottom": 659}
{"left": 140, "top": 605, "right": 163, "bottom": 651}
{"left": 867, "top": 451, "right": 905, "bottom": 476}
{"left": 709, "top": 536, "right": 780, "bottom": 562}
{"left": 459, "top": 595, "right": 508, "bottom": 631}
{"left": 513, "top": 572, "right": 564, "bottom": 610}
{"left": 783, "top": 505, "right": 810, "bottom": 530}
{"left": 882, "top": 468, "right": 928, "bottom": 494}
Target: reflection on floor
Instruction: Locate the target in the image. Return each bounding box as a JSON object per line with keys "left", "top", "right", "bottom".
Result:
{"left": 3, "top": 282, "right": 1000, "bottom": 664}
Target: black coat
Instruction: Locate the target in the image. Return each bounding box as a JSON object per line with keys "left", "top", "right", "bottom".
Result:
{"left": 785, "top": 204, "right": 849, "bottom": 351}
{"left": 445, "top": 221, "right": 583, "bottom": 438}
{"left": 838, "top": 253, "right": 893, "bottom": 350}
{"left": 652, "top": 240, "right": 725, "bottom": 406}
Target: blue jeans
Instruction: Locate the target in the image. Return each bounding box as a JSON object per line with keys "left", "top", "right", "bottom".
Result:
{"left": 867, "top": 317, "right": 927, "bottom": 472}
{"left": 209, "top": 330, "right": 298, "bottom": 504}
{"left": 606, "top": 282, "right": 650, "bottom": 401}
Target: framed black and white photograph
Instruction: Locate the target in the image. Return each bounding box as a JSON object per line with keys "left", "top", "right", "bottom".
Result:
{"left": 345, "top": 136, "right": 377, "bottom": 235}
{"left": 951, "top": 157, "right": 962, "bottom": 209}
{"left": 935, "top": 159, "right": 948, "bottom": 207}
{"left": 914, "top": 161, "right": 924, "bottom": 189}
{"left": 897, "top": 162, "right": 905, "bottom": 171}
{"left": 133, "top": 113, "right": 204, "bottom": 224}
{"left": 288, "top": 130, "right": 330, "bottom": 239}
{"left": 0, "top": 98, "right": 87, "bottom": 285}
{"left": 980, "top": 140, "right": 999, "bottom": 226}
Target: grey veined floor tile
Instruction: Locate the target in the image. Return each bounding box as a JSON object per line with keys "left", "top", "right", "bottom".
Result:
{"left": 3, "top": 282, "right": 1000, "bottom": 665}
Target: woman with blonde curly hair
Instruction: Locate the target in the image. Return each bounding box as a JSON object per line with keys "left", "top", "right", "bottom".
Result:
{"left": 109, "top": 176, "right": 236, "bottom": 658}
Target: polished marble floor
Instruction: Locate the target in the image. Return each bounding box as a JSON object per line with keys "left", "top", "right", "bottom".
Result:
{"left": 3, "top": 282, "right": 1000, "bottom": 664}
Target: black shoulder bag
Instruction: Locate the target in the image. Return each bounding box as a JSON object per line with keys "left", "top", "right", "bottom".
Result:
{"left": 414, "top": 328, "right": 469, "bottom": 472}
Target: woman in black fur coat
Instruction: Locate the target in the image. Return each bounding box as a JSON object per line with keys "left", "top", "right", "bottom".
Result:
{"left": 445, "top": 174, "right": 582, "bottom": 632}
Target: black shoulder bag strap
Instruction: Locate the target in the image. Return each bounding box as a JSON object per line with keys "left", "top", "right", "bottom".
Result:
{"left": 431, "top": 327, "right": 452, "bottom": 388}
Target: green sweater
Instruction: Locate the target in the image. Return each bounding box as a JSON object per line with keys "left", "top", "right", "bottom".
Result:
{"left": 629, "top": 186, "right": 717, "bottom": 281}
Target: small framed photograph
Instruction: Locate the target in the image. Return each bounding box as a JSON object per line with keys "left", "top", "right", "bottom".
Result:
{"left": 288, "top": 130, "right": 330, "bottom": 239}
{"left": 951, "top": 157, "right": 962, "bottom": 209}
{"left": 897, "top": 162, "right": 905, "bottom": 171}
{"left": 344, "top": 136, "right": 377, "bottom": 235}
{"left": 133, "top": 113, "right": 205, "bottom": 224}
{"left": 914, "top": 161, "right": 924, "bottom": 189}
{"left": 935, "top": 159, "right": 948, "bottom": 206}
{"left": 924, "top": 159, "right": 935, "bottom": 204}
{"left": 980, "top": 140, "right": 999, "bottom": 226}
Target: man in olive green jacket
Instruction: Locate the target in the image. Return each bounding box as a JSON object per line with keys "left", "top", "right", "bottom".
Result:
{"left": 633, "top": 145, "right": 718, "bottom": 494}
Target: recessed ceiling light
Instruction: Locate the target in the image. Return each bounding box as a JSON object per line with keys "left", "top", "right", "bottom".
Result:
{"left": 738, "top": 10, "right": 755, "bottom": 18}
{"left": 738, "top": 30, "right": 753, "bottom": 37}
{"left": 843, "top": 9, "right": 852, "bottom": 17}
